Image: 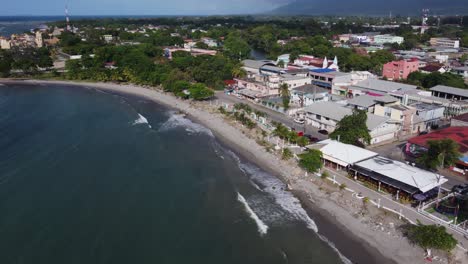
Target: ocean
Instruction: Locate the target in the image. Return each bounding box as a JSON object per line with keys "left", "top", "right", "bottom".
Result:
{"left": 0, "top": 83, "right": 347, "bottom": 263}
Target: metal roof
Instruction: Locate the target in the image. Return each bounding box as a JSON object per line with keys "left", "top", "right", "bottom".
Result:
{"left": 346, "top": 95, "right": 397, "bottom": 108}
{"left": 313, "top": 139, "right": 378, "bottom": 167}
{"left": 354, "top": 156, "right": 447, "bottom": 193}
{"left": 304, "top": 102, "right": 389, "bottom": 130}
{"left": 353, "top": 79, "right": 417, "bottom": 94}
{"left": 430, "top": 85, "right": 468, "bottom": 98}
{"left": 241, "top": 59, "right": 275, "bottom": 70}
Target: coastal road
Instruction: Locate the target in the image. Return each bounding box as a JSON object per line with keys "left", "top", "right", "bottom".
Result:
{"left": 214, "top": 92, "right": 328, "bottom": 141}
{"left": 321, "top": 167, "right": 468, "bottom": 250}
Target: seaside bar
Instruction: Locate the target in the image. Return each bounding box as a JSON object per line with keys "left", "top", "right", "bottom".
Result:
{"left": 309, "top": 139, "right": 379, "bottom": 170}
{"left": 350, "top": 156, "right": 448, "bottom": 200}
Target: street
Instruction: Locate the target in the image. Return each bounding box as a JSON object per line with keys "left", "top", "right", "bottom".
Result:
{"left": 215, "top": 91, "right": 328, "bottom": 140}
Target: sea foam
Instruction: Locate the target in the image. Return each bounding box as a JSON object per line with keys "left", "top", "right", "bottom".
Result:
{"left": 237, "top": 192, "right": 269, "bottom": 236}
{"left": 158, "top": 113, "right": 213, "bottom": 137}
{"left": 229, "top": 151, "right": 318, "bottom": 232}
{"left": 133, "top": 113, "right": 152, "bottom": 128}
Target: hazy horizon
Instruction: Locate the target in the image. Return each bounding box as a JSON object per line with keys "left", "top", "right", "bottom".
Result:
{"left": 2, "top": 0, "right": 293, "bottom": 16}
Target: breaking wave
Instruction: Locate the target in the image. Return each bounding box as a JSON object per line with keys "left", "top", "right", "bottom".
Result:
{"left": 158, "top": 112, "right": 213, "bottom": 137}
{"left": 237, "top": 192, "right": 269, "bottom": 236}
{"left": 318, "top": 234, "right": 353, "bottom": 264}
{"left": 133, "top": 113, "right": 151, "bottom": 128}
{"left": 228, "top": 150, "right": 318, "bottom": 232}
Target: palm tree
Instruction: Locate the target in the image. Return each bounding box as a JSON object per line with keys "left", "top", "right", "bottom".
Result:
{"left": 280, "top": 83, "right": 290, "bottom": 110}
{"left": 231, "top": 64, "right": 246, "bottom": 79}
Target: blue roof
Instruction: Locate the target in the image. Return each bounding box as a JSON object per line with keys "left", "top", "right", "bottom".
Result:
{"left": 310, "top": 68, "right": 335, "bottom": 73}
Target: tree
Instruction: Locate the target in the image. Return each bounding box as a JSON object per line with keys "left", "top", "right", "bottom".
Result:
{"left": 0, "top": 50, "right": 12, "bottom": 77}
{"left": 282, "top": 148, "right": 293, "bottom": 160}
{"left": 407, "top": 224, "right": 457, "bottom": 254}
{"left": 298, "top": 149, "right": 323, "bottom": 173}
{"left": 231, "top": 64, "right": 246, "bottom": 78}
{"left": 188, "top": 83, "right": 214, "bottom": 100}
{"left": 280, "top": 83, "right": 290, "bottom": 110}
{"left": 273, "top": 122, "right": 289, "bottom": 139}
{"left": 330, "top": 109, "right": 371, "bottom": 146}
{"left": 418, "top": 139, "right": 462, "bottom": 170}
{"left": 223, "top": 31, "right": 251, "bottom": 60}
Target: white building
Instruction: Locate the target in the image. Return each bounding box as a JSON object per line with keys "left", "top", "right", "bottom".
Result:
{"left": 373, "top": 34, "right": 404, "bottom": 45}
{"left": 0, "top": 38, "right": 11, "bottom": 49}
{"left": 429, "top": 38, "right": 460, "bottom": 49}
{"left": 303, "top": 102, "right": 399, "bottom": 144}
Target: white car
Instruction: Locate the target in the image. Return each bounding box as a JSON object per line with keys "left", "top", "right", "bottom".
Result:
{"left": 294, "top": 118, "right": 305, "bottom": 124}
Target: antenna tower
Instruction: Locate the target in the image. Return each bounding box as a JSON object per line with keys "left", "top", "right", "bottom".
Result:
{"left": 65, "top": 3, "right": 71, "bottom": 32}
{"left": 421, "top": 9, "right": 429, "bottom": 34}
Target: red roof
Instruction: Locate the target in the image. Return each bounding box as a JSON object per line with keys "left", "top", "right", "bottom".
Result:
{"left": 452, "top": 113, "right": 468, "bottom": 123}
{"left": 408, "top": 127, "right": 468, "bottom": 153}
{"left": 224, "top": 80, "right": 236, "bottom": 85}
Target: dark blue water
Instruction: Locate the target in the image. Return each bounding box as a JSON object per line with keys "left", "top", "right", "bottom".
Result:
{"left": 0, "top": 83, "right": 345, "bottom": 264}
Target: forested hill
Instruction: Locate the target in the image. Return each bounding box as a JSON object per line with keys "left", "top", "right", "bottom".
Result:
{"left": 271, "top": 0, "right": 468, "bottom": 16}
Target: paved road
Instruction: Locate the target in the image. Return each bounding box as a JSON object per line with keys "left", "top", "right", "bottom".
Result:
{"left": 215, "top": 92, "right": 328, "bottom": 141}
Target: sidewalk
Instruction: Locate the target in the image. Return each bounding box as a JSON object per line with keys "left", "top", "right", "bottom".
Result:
{"left": 321, "top": 167, "right": 468, "bottom": 251}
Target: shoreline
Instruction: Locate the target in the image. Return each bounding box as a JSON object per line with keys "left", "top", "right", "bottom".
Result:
{"left": 0, "top": 79, "right": 428, "bottom": 263}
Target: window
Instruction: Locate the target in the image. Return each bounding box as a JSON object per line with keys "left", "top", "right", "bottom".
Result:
{"left": 316, "top": 115, "right": 322, "bottom": 120}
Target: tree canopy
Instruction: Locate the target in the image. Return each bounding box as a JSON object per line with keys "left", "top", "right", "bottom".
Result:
{"left": 299, "top": 149, "right": 323, "bottom": 173}
{"left": 407, "top": 72, "right": 467, "bottom": 89}
{"left": 407, "top": 224, "right": 457, "bottom": 252}
{"left": 417, "top": 139, "right": 462, "bottom": 170}
{"left": 330, "top": 109, "right": 371, "bottom": 146}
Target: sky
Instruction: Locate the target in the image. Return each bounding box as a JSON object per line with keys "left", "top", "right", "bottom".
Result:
{"left": 2, "top": 0, "right": 293, "bottom": 16}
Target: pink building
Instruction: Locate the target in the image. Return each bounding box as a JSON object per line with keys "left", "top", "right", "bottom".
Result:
{"left": 382, "top": 58, "right": 419, "bottom": 80}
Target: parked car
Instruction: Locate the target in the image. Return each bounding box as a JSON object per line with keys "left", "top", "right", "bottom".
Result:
{"left": 304, "top": 134, "right": 319, "bottom": 143}
{"left": 318, "top": 129, "right": 329, "bottom": 135}
{"left": 452, "top": 184, "right": 468, "bottom": 194}
{"left": 418, "top": 131, "right": 428, "bottom": 136}
{"left": 294, "top": 118, "right": 305, "bottom": 124}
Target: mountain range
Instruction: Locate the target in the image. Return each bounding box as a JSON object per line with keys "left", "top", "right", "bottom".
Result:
{"left": 271, "top": 0, "right": 468, "bottom": 16}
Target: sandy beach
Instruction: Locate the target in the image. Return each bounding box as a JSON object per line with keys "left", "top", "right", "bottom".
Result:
{"left": 2, "top": 79, "right": 466, "bottom": 264}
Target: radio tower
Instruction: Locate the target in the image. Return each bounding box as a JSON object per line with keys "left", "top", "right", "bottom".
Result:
{"left": 421, "top": 9, "right": 429, "bottom": 34}
{"left": 65, "top": 4, "right": 71, "bottom": 32}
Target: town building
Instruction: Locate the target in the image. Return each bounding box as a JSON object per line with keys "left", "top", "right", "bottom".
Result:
{"left": 201, "top": 37, "right": 218, "bottom": 48}
{"left": 429, "top": 38, "right": 460, "bottom": 49}
{"left": 346, "top": 94, "right": 399, "bottom": 113}
{"left": 310, "top": 139, "right": 378, "bottom": 170}
{"left": 350, "top": 156, "right": 448, "bottom": 200}
{"left": 0, "top": 37, "right": 11, "bottom": 49}
{"left": 309, "top": 69, "right": 350, "bottom": 90}
{"left": 382, "top": 58, "right": 419, "bottom": 80}
{"left": 380, "top": 104, "right": 422, "bottom": 135}
{"left": 373, "top": 34, "right": 404, "bottom": 45}
{"left": 35, "top": 31, "right": 43, "bottom": 48}
{"left": 452, "top": 66, "right": 468, "bottom": 79}
{"left": 241, "top": 60, "right": 276, "bottom": 76}
{"left": 430, "top": 85, "right": 468, "bottom": 101}
{"left": 346, "top": 79, "right": 418, "bottom": 101}
{"left": 409, "top": 102, "right": 445, "bottom": 130}
{"left": 303, "top": 102, "right": 398, "bottom": 144}
{"left": 290, "top": 85, "right": 330, "bottom": 107}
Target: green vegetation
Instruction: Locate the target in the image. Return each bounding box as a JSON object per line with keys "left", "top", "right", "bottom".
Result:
{"left": 407, "top": 224, "right": 457, "bottom": 252}
{"left": 282, "top": 148, "right": 294, "bottom": 160}
{"left": 298, "top": 149, "right": 323, "bottom": 173}
{"left": 280, "top": 83, "right": 290, "bottom": 111}
{"left": 417, "top": 139, "right": 462, "bottom": 170}
{"left": 330, "top": 109, "right": 370, "bottom": 146}
{"left": 407, "top": 72, "right": 467, "bottom": 89}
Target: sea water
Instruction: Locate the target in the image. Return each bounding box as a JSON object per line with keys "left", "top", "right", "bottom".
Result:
{"left": 0, "top": 83, "right": 345, "bottom": 263}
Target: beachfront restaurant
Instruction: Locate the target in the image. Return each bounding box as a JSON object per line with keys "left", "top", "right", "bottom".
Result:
{"left": 309, "top": 140, "right": 379, "bottom": 171}
{"left": 350, "top": 156, "right": 448, "bottom": 201}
